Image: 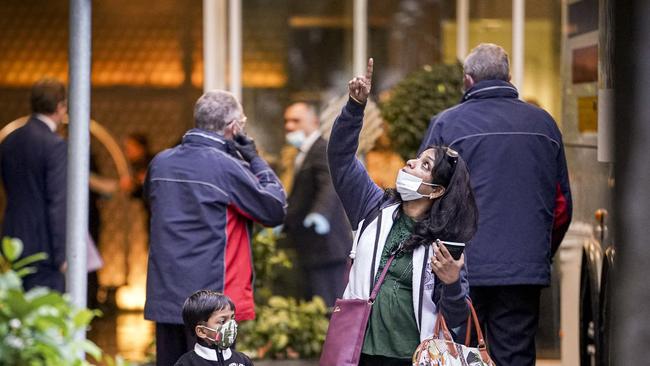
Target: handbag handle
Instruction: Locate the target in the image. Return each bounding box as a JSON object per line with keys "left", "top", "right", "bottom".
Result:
{"left": 432, "top": 306, "right": 460, "bottom": 358}
{"left": 434, "top": 298, "right": 493, "bottom": 364}
{"left": 369, "top": 255, "right": 395, "bottom": 302}
{"left": 463, "top": 298, "right": 492, "bottom": 364}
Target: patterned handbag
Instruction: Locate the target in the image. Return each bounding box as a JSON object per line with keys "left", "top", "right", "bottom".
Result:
{"left": 412, "top": 299, "right": 494, "bottom": 366}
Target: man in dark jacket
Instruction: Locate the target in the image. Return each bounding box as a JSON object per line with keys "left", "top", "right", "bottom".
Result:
{"left": 283, "top": 102, "right": 352, "bottom": 307}
{"left": 144, "top": 90, "right": 287, "bottom": 365}
{"left": 420, "top": 43, "right": 572, "bottom": 365}
{"left": 1, "top": 78, "right": 68, "bottom": 292}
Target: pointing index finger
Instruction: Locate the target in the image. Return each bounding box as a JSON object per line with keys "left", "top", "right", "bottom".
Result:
{"left": 366, "top": 58, "right": 374, "bottom": 81}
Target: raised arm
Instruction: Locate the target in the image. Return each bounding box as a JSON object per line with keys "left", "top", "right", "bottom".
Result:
{"left": 227, "top": 135, "right": 287, "bottom": 227}
{"left": 327, "top": 58, "right": 383, "bottom": 229}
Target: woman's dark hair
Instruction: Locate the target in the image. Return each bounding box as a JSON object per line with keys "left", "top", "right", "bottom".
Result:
{"left": 398, "top": 145, "right": 478, "bottom": 251}
{"left": 182, "top": 290, "right": 235, "bottom": 331}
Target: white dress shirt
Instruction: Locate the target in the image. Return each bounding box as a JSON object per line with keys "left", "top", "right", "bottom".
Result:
{"left": 294, "top": 130, "right": 321, "bottom": 172}
{"left": 34, "top": 113, "right": 58, "bottom": 132}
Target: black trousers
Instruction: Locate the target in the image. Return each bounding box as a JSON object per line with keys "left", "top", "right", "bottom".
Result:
{"left": 155, "top": 322, "right": 195, "bottom": 366}
{"left": 359, "top": 354, "right": 411, "bottom": 366}
{"left": 23, "top": 267, "right": 65, "bottom": 293}
{"left": 303, "top": 261, "right": 347, "bottom": 307}
{"left": 470, "top": 285, "right": 542, "bottom": 366}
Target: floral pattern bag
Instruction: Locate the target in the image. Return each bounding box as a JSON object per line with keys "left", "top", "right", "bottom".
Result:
{"left": 412, "top": 299, "right": 494, "bottom": 366}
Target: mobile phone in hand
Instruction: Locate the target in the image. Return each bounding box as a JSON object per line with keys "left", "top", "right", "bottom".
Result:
{"left": 439, "top": 241, "right": 465, "bottom": 260}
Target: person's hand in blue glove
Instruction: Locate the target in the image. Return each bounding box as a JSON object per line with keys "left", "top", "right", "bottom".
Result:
{"left": 303, "top": 213, "right": 330, "bottom": 235}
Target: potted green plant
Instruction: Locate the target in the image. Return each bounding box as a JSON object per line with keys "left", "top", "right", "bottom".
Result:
{"left": 380, "top": 63, "right": 464, "bottom": 161}
{"left": 237, "top": 229, "right": 328, "bottom": 365}
{"left": 0, "top": 237, "right": 132, "bottom": 366}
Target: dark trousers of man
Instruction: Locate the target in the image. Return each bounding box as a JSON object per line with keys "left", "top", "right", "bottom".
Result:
{"left": 303, "top": 261, "right": 347, "bottom": 308}
{"left": 23, "top": 268, "right": 65, "bottom": 293}
{"left": 156, "top": 323, "right": 195, "bottom": 366}
{"left": 470, "top": 285, "right": 542, "bottom": 366}
{"left": 359, "top": 354, "right": 410, "bottom": 366}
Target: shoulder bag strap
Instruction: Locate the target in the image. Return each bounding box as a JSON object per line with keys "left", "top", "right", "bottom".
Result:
{"left": 368, "top": 255, "right": 395, "bottom": 302}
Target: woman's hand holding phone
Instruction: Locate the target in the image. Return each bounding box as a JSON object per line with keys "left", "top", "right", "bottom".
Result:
{"left": 430, "top": 239, "right": 464, "bottom": 285}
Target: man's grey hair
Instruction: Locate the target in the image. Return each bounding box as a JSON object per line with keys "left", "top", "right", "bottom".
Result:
{"left": 194, "top": 90, "right": 242, "bottom": 133}
{"left": 463, "top": 43, "right": 510, "bottom": 82}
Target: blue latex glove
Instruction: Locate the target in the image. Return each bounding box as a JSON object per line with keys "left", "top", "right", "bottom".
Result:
{"left": 303, "top": 213, "right": 330, "bottom": 235}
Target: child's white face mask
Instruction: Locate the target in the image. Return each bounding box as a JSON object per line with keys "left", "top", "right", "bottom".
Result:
{"left": 199, "top": 319, "right": 238, "bottom": 349}
{"left": 395, "top": 169, "right": 442, "bottom": 201}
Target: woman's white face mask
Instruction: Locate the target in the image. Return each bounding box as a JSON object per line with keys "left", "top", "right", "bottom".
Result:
{"left": 395, "top": 169, "right": 442, "bottom": 201}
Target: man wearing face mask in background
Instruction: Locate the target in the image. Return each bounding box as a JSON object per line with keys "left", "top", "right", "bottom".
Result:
{"left": 144, "top": 90, "right": 287, "bottom": 365}
{"left": 282, "top": 102, "right": 352, "bottom": 307}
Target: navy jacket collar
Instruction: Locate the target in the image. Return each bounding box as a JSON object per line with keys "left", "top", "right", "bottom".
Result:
{"left": 462, "top": 79, "right": 518, "bottom": 102}
{"left": 182, "top": 128, "right": 229, "bottom": 151}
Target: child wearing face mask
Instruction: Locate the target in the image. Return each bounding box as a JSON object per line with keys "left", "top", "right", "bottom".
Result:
{"left": 175, "top": 290, "right": 253, "bottom": 366}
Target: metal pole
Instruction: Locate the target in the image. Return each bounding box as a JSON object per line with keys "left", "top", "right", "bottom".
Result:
{"left": 614, "top": 1, "right": 650, "bottom": 365}
{"left": 228, "top": 0, "right": 242, "bottom": 100}
{"left": 597, "top": 0, "right": 615, "bottom": 162}
{"left": 353, "top": 0, "right": 367, "bottom": 77}
{"left": 512, "top": 0, "right": 525, "bottom": 92}
{"left": 203, "top": 0, "right": 227, "bottom": 92}
{"left": 456, "top": 0, "right": 469, "bottom": 61}
{"left": 67, "top": 0, "right": 91, "bottom": 335}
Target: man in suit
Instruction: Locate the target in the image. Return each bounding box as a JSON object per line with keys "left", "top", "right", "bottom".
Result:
{"left": 283, "top": 102, "right": 352, "bottom": 307}
{"left": 1, "top": 78, "right": 68, "bottom": 292}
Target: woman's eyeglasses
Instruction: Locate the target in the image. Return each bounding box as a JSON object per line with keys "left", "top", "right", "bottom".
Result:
{"left": 446, "top": 147, "right": 458, "bottom": 166}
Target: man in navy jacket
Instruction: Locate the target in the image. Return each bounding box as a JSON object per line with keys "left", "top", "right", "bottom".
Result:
{"left": 420, "top": 43, "right": 572, "bottom": 365}
{"left": 1, "top": 79, "right": 68, "bottom": 292}
{"left": 144, "top": 90, "right": 287, "bottom": 365}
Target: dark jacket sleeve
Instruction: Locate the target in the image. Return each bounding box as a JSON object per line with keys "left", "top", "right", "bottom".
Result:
{"left": 551, "top": 140, "right": 572, "bottom": 256}
{"left": 227, "top": 156, "right": 287, "bottom": 227}
{"left": 433, "top": 264, "right": 470, "bottom": 328}
{"left": 45, "top": 139, "right": 67, "bottom": 267}
{"left": 327, "top": 98, "right": 384, "bottom": 229}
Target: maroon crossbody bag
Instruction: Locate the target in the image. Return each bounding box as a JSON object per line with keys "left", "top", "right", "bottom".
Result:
{"left": 319, "top": 255, "right": 395, "bottom": 366}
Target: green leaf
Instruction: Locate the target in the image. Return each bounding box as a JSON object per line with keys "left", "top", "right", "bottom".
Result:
{"left": 2, "top": 237, "right": 23, "bottom": 262}
{"left": 12, "top": 253, "right": 48, "bottom": 270}
{"left": 0, "top": 271, "right": 23, "bottom": 291}
{"left": 81, "top": 339, "right": 103, "bottom": 360}
{"left": 4, "top": 289, "right": 32, "bottom": 317}
{"left": 28, "top": 292, "right": 65, "bottom": 309}
{"left": 73, "top": 309, "right": 96, "bottom": 328}
{"left": 15, "top": 267, "right": 37, "bottom": 278}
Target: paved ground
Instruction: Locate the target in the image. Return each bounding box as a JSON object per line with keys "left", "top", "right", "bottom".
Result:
{"left": 88, "top": 309, "right": 564, "bottom": 365}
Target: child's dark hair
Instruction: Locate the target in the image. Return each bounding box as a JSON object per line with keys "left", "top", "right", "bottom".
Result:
{"left": 390, "top": 145, "right": 478, "bottom": 251}
{"left": 182, "top": 290, "right": 235, "bottom": 331}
